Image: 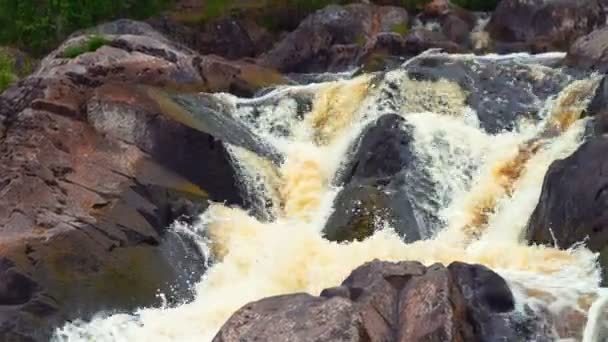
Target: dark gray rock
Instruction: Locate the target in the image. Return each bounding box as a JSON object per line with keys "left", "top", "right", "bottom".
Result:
{"left": 324, "top": 114, "right": 421, "bottom": 243}
{"left": 526, "top": 137, "right": 608, "bottom": 283}
{"left": 403, "top": 54, "right": 574, "bottom": 134}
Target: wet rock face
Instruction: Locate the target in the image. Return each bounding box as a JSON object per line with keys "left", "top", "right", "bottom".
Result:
{"left": 487, "top": 0, "right": 605, "bottom": 51}
{"left": 526, "top": 137, "right": 608, "bottom": 280}
{"left": 257, "top": 3, "right": 409, "bottom": 73}
{"left": 0, "top": 19, "right": 268, "bottom": 340}
{"left": 214, "top": 260, "right": 535, "bottom": 342}
{"left": 324, "top": 114, "right": 421, "bottom": 243}
{"left": 584, "top": 76, "right": 608, "bottom": 135}
{"left": 403, "top": 54, "right": 573, "bottom": 134}
{"left": 567, "top": 27, "right": 608, "bottom": 73}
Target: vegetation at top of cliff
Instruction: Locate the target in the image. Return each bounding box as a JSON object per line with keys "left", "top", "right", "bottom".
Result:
{"left": 62, "top": 35, "right": 110, "bottom": 58}
{"left": 0, "top": 0, "right": 172, "bottom": 56}
{"left": 0, "top": 53, "right": 17, "bottom": 93}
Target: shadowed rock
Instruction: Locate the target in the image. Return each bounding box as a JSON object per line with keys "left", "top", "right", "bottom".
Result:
{"left": 526, "top": 137, "right": 608, "bottom": 283}
{"left": 487, "top": 0, "right": 605, "bottom": 52}
{"left": 325, "top": 114, "right": 421, "bottom": 243}
{"left": 567, "top": 27, "right": 608, "bottom": 73}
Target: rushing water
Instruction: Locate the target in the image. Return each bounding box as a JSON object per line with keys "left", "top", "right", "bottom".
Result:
{"left": 55, "top": 53, "right": 608, "bottom": 341}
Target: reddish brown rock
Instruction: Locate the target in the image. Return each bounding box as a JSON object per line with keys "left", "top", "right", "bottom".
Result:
{"left": 214, "top": 260, "right": 548, "bottom": 342}
{"left": 566, "top": 27, "right": 608, "bottom": 72}
{"left": 0, "top": 19, "right": 287, "bottom": 341}
{"left": 487, "top": 0, "right": 605, "bottom": 51}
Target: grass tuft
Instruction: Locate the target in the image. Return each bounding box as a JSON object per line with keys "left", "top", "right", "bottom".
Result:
{"left": 0, "top": 53, "right": 17, "bottom": 93}
{"left": 62, "top": 35, "right": 110, "bottom": 59}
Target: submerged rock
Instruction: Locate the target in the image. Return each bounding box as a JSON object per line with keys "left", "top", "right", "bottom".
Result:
{"left": 526, "top": 137, "right": 608, "bottom": 282}
{"left": 324, "top": 114, "right": 421, "bottom": 243}
{"left": 214, "top": 260, "right": 544, "bottom": 342}
{"left": 487, "top": 0, "right": 605, "bottom": 52}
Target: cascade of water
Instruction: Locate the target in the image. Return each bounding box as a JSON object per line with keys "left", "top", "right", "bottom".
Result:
{"left": 53, "top": 54, "right": 606, "bottom": 342}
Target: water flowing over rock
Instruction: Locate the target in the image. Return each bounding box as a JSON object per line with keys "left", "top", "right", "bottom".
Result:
{"left": 214, "top": 260, "right": 546, "bottom": 342}
{"left": 401, "top": 53, "right": 574, "bottom": 134}
{"left": 4, "top": 0, "right": 608, "bottom": 337}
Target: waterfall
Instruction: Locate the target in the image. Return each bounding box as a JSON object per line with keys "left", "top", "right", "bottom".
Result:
{"left": 54, "top": 53, "right": 608, "bottom": 342}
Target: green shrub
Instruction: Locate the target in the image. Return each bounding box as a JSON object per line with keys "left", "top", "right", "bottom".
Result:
{"left": 62, "top": 35, "right": 110, "bottom": 58}
{"left": 0, "top": 53, "right": 17, "bottom": 93}
{"left": 0, "top": 0, "right": 172, "bottom": 56}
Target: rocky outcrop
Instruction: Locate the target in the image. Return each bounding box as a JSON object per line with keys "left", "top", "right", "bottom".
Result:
{"left": 324, "top": 114, "right": 421, "bottom": 242}
{"left": 149, "top": 16, "right": 275, "bottom": 60}
{"left": 566, "top": 27, "right": 608, "bottom": 73}
{"left": 402, "top": 53, "right": 574, "bottom": 134}
{"left": 526, "top": 137, "right": 608, "bottom": 281}
{"left": 214, "top": 260, "right": 548, "bottom": 342}
{"left": 487, "top": 0, "right": 605, "bottom": 52}
{"left": 257, "top": 3, "right": 409, "bottom": 73}
{"left": 0, "top": 19, "right": 288, "bottom": 341}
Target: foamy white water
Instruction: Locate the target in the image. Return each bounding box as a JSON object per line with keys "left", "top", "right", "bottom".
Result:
{"left": 54, "top": 54, "right": 607, "bottom": 342}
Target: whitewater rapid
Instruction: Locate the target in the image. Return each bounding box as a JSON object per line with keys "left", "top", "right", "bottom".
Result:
{"left": 55, "top": 53, "right": 608, "bottom": 341}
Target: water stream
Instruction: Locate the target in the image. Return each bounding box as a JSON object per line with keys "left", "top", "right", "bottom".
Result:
{"left": 55, "top": 53, "right": 608, "bottom": 341}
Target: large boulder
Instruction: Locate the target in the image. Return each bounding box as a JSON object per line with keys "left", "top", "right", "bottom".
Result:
{"left": 149, "top": 16, "right": 275, "bottom": 60}
{"left": 526, "top": 137, "right": 608, "bottom": 281}
{"left": 566, "top": 27, "right": 608, "bottom": 73}
{"left": 487, "top": 0, "right": 605, "bottom": 52}
{"left": 324, "top": 114, "right": 422, "bottom": 242}
{"left": 214, "top": 260, "right": 546, "bottom": 342}
{"left": 0, "top": 19, "right": 286, "bottom": 340}
{"left": 257, "top": 3, "right": 409, "bottom": 73}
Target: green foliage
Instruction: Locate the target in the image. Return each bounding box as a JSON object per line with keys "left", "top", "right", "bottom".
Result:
{"left": 452, "top": 0, "right": 499, "bottom": 11}
{"left": 392, "top": 23, "right": 409, "bottom": 36}
{"left": 62, "top": 35, "right": 110, "bottom": 58}
{"left": 0, "top": 53, "right": 17, "bottom": 93}
{"left": 0, "top": 0, "right": 172, "bottom": 56}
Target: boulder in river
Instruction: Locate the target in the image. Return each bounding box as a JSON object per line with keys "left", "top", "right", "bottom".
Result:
{"left": 324, "top": 114, "right": 422, "bottom": 243}
{"left": 214, "top": 260, "right": 547, "bottom": 342}
{"left": 526, "top": 136, "right": 608, "bottom": 282}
